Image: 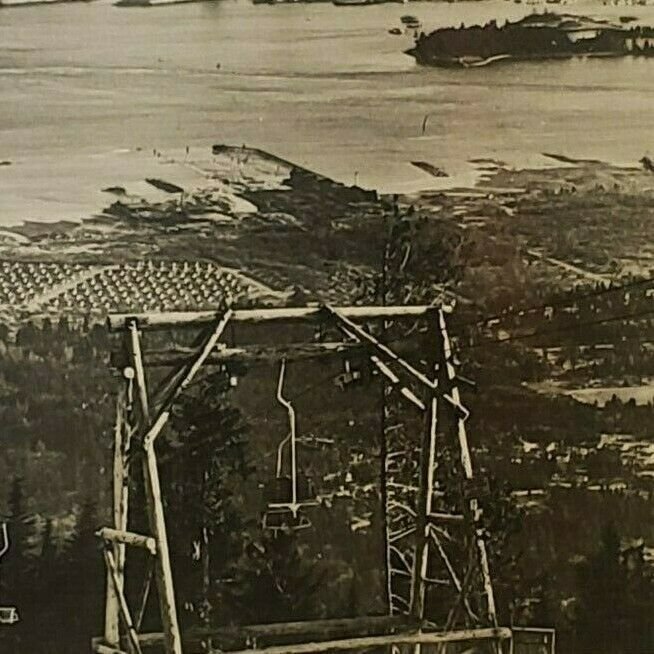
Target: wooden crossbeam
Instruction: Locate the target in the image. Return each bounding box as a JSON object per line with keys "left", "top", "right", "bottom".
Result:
{"left": 97, "top": 528, "right": 156, "bottom": 556}
{"left": 107, "top": 305, "right": 446, "bottom": 332}
{"left": 421, "top": 576, "right": 450, "bottom": 586}
{"left": 389, "top": 527, "right": 416, "bottom": 543}
{"left": 137, "top": 623, "right": 511, "bottom": 652}
{"left": 93, "top": 641, "right": 128, "bottom": 654}
{"left": 429, "top": 527, "right": 463, "bottom": 593}
{"left": 137, "top": 616, "right": 414, "bottom": 649}
{"left": 210, "top": 627, "right": 512, "bottom": 654}
{"left": 111, "top": 342, "right": 364, "bottom": 369}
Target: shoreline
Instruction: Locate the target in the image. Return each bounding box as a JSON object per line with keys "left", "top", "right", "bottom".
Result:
{"left": 2, "top": 143, "right": 653, "bottom": 265}
{"left": 410, "top": 49, "right": 654, "bottom": 68}
{"left": 0, "top": 0, "right": 94, "bottom": 8}
{"left": 3, "top": 1, "right": 654, "bottom": 225}
{"left": 1, "top": 145, "right": 642, "bottom": 231}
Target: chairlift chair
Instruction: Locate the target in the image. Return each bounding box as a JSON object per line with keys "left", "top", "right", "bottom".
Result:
{"left": 0, "top": 607, "right": 19, "bottom": 626}
{"left": 334, "top": 357, "right": 363, "bottom": 391}
{"left": 0, "top": 524, "right": 19, "bottom": 626}
{"left": 262, "top": 509, "right": 312, "bottom": 536}
{"left": 263, "top": 360, "right": 318, "bottom": 533}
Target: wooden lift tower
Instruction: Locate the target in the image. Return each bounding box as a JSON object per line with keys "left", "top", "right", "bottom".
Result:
{"left": 94, "top": 303, "right": 515, "bottom": 654}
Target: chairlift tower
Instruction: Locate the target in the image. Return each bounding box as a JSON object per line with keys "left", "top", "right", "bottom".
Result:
{"left": 93, "top": 303, "right": 527, "bottom": 654}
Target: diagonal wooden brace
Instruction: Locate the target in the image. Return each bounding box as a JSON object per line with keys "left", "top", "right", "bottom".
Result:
{"left": 104, "top": 547, "right": 144, "bottom": 654}
{"left": 142, "top": 309, "right": 233, "bottom": 448}
{"left": 324, "top": 305, "right": 437, "bottom": 392}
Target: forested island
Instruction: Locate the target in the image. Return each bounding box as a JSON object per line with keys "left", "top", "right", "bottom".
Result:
{"left": 407, "top": 12, "right": 654, "bottom": 68}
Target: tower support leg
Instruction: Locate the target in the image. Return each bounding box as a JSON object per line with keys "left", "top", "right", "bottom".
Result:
{"left": 105, "top": 384, "right": 132, "bottom": 648}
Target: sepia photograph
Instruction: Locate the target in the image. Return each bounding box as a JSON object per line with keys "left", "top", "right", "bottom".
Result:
{"left": 0, "top": 0, "right": 653, "bottom": 652}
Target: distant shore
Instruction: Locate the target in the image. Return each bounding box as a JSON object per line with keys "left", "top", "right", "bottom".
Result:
{"left": 0, "top": 0, "right": 94, "bottom": 8}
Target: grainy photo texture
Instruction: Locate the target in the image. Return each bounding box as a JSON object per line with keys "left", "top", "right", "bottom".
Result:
{"left": 0, "top": 2, "right": 653, "bottom": 654}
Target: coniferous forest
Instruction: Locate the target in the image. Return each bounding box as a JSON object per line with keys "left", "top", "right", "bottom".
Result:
{"left": 1, "top": 182, "right": 654, "bottom": 653}
{"left": 0, "top": 308, "right": 652, "bottom": 653}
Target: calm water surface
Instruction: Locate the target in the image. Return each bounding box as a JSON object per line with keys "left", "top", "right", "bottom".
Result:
{"left": 1, "top": 0, "right": 654, "bottom": 224}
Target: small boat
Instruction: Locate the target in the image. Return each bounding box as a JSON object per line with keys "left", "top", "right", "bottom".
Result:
{"left": 115, "top": 0, "right": 151, "bottom": 6}
{"left": 411, "top": 161, "right": 448, "bottom": 178}
{"left": 401, "top": 14, "right": 418, "bottom": 24}
{"left": 389, "top": 27, "right": 403, "bottom": 35}
{"left": 619, "top": 15, "right": 638, "bottom": 22}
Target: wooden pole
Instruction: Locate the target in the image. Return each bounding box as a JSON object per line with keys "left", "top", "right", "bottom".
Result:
{"left": 326, "top": 306, "right": 436, "bottom": 391}
{"left": 127, "top": 327, "right": 183, "bottom": 654}
{"left": 135, "top": 560, "right": 154, "bottom": 632}
{"left": 112, "top": 342, "right": 365, "bottom": 368}
{"left": 104, "top": 548, "right": 143, "bottom": 654}
{"left": 94, "top": 643, "right": 128, "bottom": 654}
{"left": 104, "top": 387, "right": 127, "bottom": 648}
{"left": 218, "top": 627, "right": 512, "bottom": 654}
{"left": 97, "top": 528, "right": 157, "bottom": 556}
{"left": 107, "top": 305, "right": 449, "bottom": 332}
{"left": 143, "top": 310, "right": 232, "bottom": 448}
{"left": 146, "top": 324, "right": 222, "bottom": 413}
{"left": 409, "top": 313, "right": 439, "bottom": 632}
{"left": 370, "top": 356, "right": 426, "bottom": 411}
{"left": 378, "top": 218, "right": 393, "bottom": 616}
{"left": 438, "top": 546, "right": 480, "bottom": 654}
{"left": 142, "top": 444, "right": 183, "bottom": 654}
{"left": 409, "top": 393, "right": 437, "bottom": 621}
{"left": 437, "top": 310, "right": 499, "bottom": 630}
{"left": 428, "top": 526, "right": 479, "bottom": 624}
{"left": 137, "top": 615, "right": 414, "bottom": 649}
{"left": 128, "top": 322, "right": 150, "bottom": 423}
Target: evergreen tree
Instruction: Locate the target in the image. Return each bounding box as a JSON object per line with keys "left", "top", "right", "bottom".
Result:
{"left": 59, "top": 500, "right": 103, "bottom": 652}
{"left": 226, "top": 532, "right": 328, "bottom": 624}
{"left": 165, "top": 367, "right": 254, "bottom": 627}
{"left": 1, "top": 477, "right": 36, "bottom": 652}
{"left": 575, "top": 523, "right": 654, "bottom": 654}
{"left": 4, "top": 477, "right": 34, "bottom": 595}
{"left": 33, "top": 518, "right": 62, "bottom": 653}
